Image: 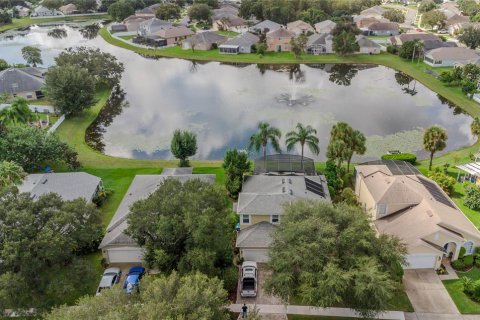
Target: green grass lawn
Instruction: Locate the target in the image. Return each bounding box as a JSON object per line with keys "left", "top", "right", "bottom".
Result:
{"left": 443, "top": 267, "right": 480, "bottom": 314}
{"left": 215, "top": 30, "right": 240, "bottom": 37}
{"left": 288, "top": 316, "right": 395, "bottom": 320}
{"left": 118, "top": 34, "right": 135, "bottom": 40}
{"left": 0, "top": 14, "right": 109, "bottom": 33}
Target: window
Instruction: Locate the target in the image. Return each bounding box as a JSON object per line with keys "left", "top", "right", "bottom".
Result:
{"left": 463, "top": 241, "right": 475, "bottom": 255}
{"left": 376, "top": 203, "right": 387, "bottom": 216}
{"left": 242, "top": 214, "right": 250, "bottom": 224}
{"left": 271, "top": 215, "right": 279, "bottom": 224}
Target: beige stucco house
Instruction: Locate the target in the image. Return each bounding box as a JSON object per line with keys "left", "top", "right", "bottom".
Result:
{"left": 266, "top": 28, "right": 296, "bottom": 52}
{"left": 355, "top": 160, "right": 480, "bottom": 270}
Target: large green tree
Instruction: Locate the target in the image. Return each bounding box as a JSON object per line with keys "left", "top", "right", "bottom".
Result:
{"left": 459, "top": 26, "right": 480, "bottom": 49}
{"left": 170, "top": 129, "right": 198, "bottom": 167}
{"left": 327, "top": 122, "right": 366, "bottom": 171}
{"left": 0, "top": 59, "right": 8, "bottom": 71}
{"left": 398, "top": 40, "right": 424, "bottom": 60}
{"left": 155, "top": 3, "right": 181, "bottom": 20}
{"left": 0, "top": 97, "right": 32, "bottom": 127}
{"left": 0, "top": 189, "right": 102, "bottom": 309}
{"left": 21, "top": 46, "right": 42, "bottom": 67}
{"left": 248, "top": 122, "right": 282, "bottom": 168}
{"left": 300, "top": 8, "right": 328, "bottom": 24}
{"left": 188, "top": 3, "right": 212, "bottom": 21}
{"left": 45, "top": 272, "right": 230, "bottom": 320}
{"left": 265, "top": 201, "right": 406, "bottom": 319}
{"left": 418, "top": 0, "right": 436, "bottom": 13}
{"left": 72, "top": 0, "right": 97, "bottom": 11}
{"left": 0, "top": 125, "right": 78, "bottom": 172}
{"left": 45, "top": 65, "right": 96, "bottom": 115}
{"left": 422, "top": 10, "right": 446, "bottom": 29}
{"left": 55, "top": 47, "right": 124, "bottom": 86}
{"left": 286, "top": 123, "right": 319, "bottom": 171}
{"left": 42, "top": 0, "right": 63, "bottom": 9}
{"left": 423, "top": 125, "right": 448, "bottom": 170}
{"left": 458, "top": 0, "right": 480, "bottom": 16}
{"left": 222, "top": 148, "right": 250, "bottom": 198}
{"left": 332, "top": 30, "right": 359, "bottom": 56}
{"left": 382, "top": 8, "right": 405, "bottom": 23}
{"left": 126, "top": 178, "right": 234, "bottom": 276}
{"left": 290, "top": 34, "right": 308, "bottom": 59}
{"left": 0, "top": 161, "right": 26, "bottom": 189}
{"left": 108, "top": 0, "right": 135, "bottom": 22}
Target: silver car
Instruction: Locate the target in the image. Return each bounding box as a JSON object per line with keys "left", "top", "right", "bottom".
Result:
{"left": 96, "top": 267, "right": 122, "bottom": 295}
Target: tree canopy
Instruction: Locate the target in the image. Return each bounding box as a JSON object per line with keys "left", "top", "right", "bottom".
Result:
{"left": 286, "top": 123, "right": 319, "bottom": 160}
{"left": 126, "top": 178, "right": 234, "bottom": 277}
{"left": 155, "top": 3, "right": 181, "bottom": 20}
{"left": 108, "top": 0, "right": 135, "bottom": 21}
{"left": 0, "top": 59, "right": 8, "bottom": 71}
{"left": 459, "top": 26, "right": 480, "bottom": 49}
{"left": 326, "top": 122, "right": 366, "bottom": 171}
{"left": 421, "top": 10, "right": 446, "bottom": 29}
{"left": 0, "top": 189, "right": 102, "bottom": 309}
{"left": 0, "top": 97, "right": 32, "bottom": 127}
{"left": 170, "top": 129, "right": 198, "bottom": 167}
{"left": 188, "top": 3, "right": 212, "bottom": 21}
{"left": 332, "top": 30, "right": 359, "bottom": 56}
{"left": 265, "top": 201, "right": 406, "bottom": 319}
{"left": 21, "top": 46, "right": 42, "bottom": 66}
{"left": 423, "top": 126, "right": 447, "bottom": 170}
{"left": 42, "top": 0, "right": 62, "bottom": 9}
{"left": 0, "top": 161, "right": 26, "bottom": 190}
{"left": 223, "top": 148, "right": 251, "bottom": 197}
{"left": 382, "top": 8, "right": 405, "bottom": 23}
{"left": 418, "top": 0, "right": 436, "bottom": 13}
{"left": 45, "top": 65, "right": 96, "bottom": 115}
{"left": 0, "top": 125, "right": 79, "bottom": 172}
{"left": 248, "top": 122, "right": 282, "bottom": 159}
{"left": 45, "top": 272, "right": 230, "bottom": 320}
{"left": 55, "top": 47, "right": 124, "bottom": 86}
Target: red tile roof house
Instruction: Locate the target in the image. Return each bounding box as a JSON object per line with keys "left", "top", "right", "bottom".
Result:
{"left": 266, "top": 28, "right": 296, "bottom": 52}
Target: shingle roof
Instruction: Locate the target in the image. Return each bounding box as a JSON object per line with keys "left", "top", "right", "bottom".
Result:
{"left": 0, "top": 68, "right": 45, "bottom": 94}
{"left": 100, "top": 172, "right": 216, "bottom": 248}
{"left": 221, "top": 32, "right": 259, "bottom": 47}
{"left": 314, "top": 19, "right": 336, "bottom": 31}
{"left": 236, "top": 221, "right": 276, "bottom": 248}
{"left": 427, "top": 47, "right": 479, "bottom": 61}
{"left": 307, "top": 33, "right": 329, "bottom": 46}
{"left": 395, "top": 33, "right": 441, "bottom": 43}
{"left": 266, "top": 27, "right": 296, "bottom": 39}
{"left": 18, "top": 172, "right": 101, "bottom": 202}
{"left": 367, "top": 22, "right": 399, "bottom": 31}
{"left": 356, "top": 35, "right": 381, "bottom": 48}
{"left": 184, "top": 31, "right": 227, "bottom": 45}
{"left": 287, "top": 20, "right": 314, "bottom": 33}
{"left": 250, "top": 20, "right": 283, "bottom": 32}
{"left": 153, "top": 25, "right": 194, "bottom": 38}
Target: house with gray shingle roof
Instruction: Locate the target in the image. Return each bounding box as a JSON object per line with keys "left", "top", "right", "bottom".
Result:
{"left": 314, "top": 19, "right": 336, "bottom": 34}
{"left": 306, "top": 33, "right": 333, "bottom": 54}
{"left": 182, "top": 31, "right": 228, "bottom": 51}
{"left": 249, "top": 19, "right": 283, "bottom": 34}
{"left": 219, "top": 32, "right": 259, "bottom": 54}
{"left": 235, "top": 162, "right": 330, "bottom": 262}
{"left": 138, "top": 18, "right": 172, "bottom": 37}
{"left": 0, "top": 67, "right": 45, "bottom": 100}
{"left": 99, "top": 168, "right": 215, "bottom": 264}
{"left": 356, "top": 35, "right": 381, "bottom": 54}
{"left": 424, "top": 47, "right": 480, "bottom": 67}
{"left": 18, "top": 172, "right": 102, "bottom": 202}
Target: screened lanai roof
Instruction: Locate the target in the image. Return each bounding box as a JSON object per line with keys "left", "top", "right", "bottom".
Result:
{"left": 254, "top": 154, "right": 316, "bottom": 176}
{"left": 456, "top": 162, "right": 480, "bottom": 176}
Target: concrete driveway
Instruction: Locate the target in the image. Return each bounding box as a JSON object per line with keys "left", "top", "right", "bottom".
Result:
{"left": 403, "top": 269, "right": 459, "bottom": 314}
{"left": 237, "top": 264, "right": 283, "bottom": 305}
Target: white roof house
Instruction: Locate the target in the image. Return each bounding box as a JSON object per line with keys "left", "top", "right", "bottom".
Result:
{"left": 424, "top": 47, "right": 480, "bottom": 67}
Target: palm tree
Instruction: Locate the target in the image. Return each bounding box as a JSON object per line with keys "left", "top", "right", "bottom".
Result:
{"left": 0, "top": 97, "right": 32, "bottom": 127}
{"left": 423, "top": 126, "right": 448, "bottom": 170}
{"left": 285, "top": 123, "right": 319, "bottom": 172}
{"left": 0, "top": 161, "right": 26, "bottom": 189}
{"left": 248, "top": 122, "right": 282, "bottom": 170}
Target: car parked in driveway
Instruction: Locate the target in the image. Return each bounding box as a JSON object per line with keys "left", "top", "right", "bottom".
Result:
{"left": 96, "top": 267, "right": 121, "bottom": 295}
{"left": 240, "top": 261, "right": 257, "bottom": 298}
{"left": 123, "top": 266, "right": 145, "bottom": 294}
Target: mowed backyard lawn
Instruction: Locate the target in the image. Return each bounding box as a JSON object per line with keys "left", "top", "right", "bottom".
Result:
{"left": 443, "top": 267, "right": 480, "bottom": 314}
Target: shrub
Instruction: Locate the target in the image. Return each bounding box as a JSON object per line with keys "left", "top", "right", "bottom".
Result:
{"left": 381, "top": 153, "right": 417, "bottom": 164}
{"left": 459, "top": 246, "right": 467, "bottom": 260}
{"left": 340, "top": 187, "right": 357, "bottom": 206}
{"left": 452, "top": 259, "right": 465, "bottom": 270}
{"left": 464, "top": 255, "right": 474, "bottom": 268}
{"left": 429, "top": 170, "right": 456, "bottom": 196}
{"left": 221, "top": 265, "right": 238, "bottom": 293}
{"left": 462, "top": 277, "right": 480, "bottom": 302}
{"left": 465, "top": 185, "right": 480, "bottom": 211}
{"left": 387, "top": 45, "right": 398, "bottom": 54}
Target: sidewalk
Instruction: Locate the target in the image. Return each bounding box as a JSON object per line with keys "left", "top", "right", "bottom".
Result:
{"left": 229, "top": 304, "right": 406, "bottom": 320}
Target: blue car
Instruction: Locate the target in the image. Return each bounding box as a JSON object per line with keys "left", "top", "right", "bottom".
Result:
{"left": 123, "top": 266, "right": 145, "bottom": 294}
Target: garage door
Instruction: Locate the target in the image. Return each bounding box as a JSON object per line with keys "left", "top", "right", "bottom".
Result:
{"left": 242, "top": 249, "right": 269, "bottom": 263}
{"left": 107, "top": 247, "right": 144, "bottom": 264}
{"left": 404, "top": 254, "right": 437, "bottom": 269}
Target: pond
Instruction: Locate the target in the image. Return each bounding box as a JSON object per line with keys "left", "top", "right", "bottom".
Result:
{"left": 0, "top": 23, "right": 475, "bottom": 161}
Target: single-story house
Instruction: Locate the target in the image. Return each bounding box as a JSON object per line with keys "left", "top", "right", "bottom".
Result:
{"left": 99, "top": 168, "right": 215, "bottom": 264}
{"left": 448, "top": 21, "right": 480, "bottom": 35}
{"left": 359, "top": 5, "right": 387, "bottom": 20}
{"left": 219, "top": 32, "right": 259, "bottom": 54}
{"left": 314, "top": 19, "right": 336, "bottom": 34}
{"left": 249, "top": 19, "right": 283, "bottom": 34}
{"left": 122, "top": 15, "right": 151, "bottom": 33}
{"left": 423, "top": 39, "right": 457, "bottom": 52}
{"left": 355, "top": 160, "right": 480, "bottom": 270}
{"left": 389, "top": 33, "right": 441, "bottom": 46}
{"left": 213, "top": 15, "right": 248, "bottom": 33}
{"left": 18, "top": 172, "right": 102, "bottom": 203}
{"left": 138, "top": 18, "right": 172, "bottom": 37}
{"left": 266, "top": 27, "right": 296, "bottom": 52}
{"left": 306, "top": 33, "right": 333, "bottom": 54}
{"left": 0, "top": 67, "right": 45, "bottom": 100}
{"left": 286, "top": 20, "right": 315, "bottom": 35}
{"left": 363, "top": 22, "right": 399, "bottom": 36}
{"left": 235, "top": 171, "right": 331, "bottom": 262}
{"left": 182, "top": 31, "right": 228, "bottom": 51}
{"left": 59, "top": 3, "right": 78, "bottom": 15}
{"left": 444, "top": 13, "right": 469, "bottom": 32}
{"left": 356, "top": 35, "right": 381, "bottom": 54}
{"left": 147, "top": 25, "right": 194, "bottom": 46}
{"left": 424, "top": 47, "right": 480, "bottom": 67}
{"left": 31, "top": 5, "right": 60, "bottom": 17}
{"left": 354, "top": 15, "right": 389, "bottom": 26}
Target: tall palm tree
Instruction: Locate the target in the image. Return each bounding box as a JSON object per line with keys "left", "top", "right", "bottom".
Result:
{"left": 0, "top": 161, "right": 26, "bottom": 189}
{"left": 0, "top": 97, "right": 32, "bottom": 126}
{"left": 248, "top": 122, "right": 282, "bottom": 170}
{"left": 423, "top": 126, "right": 448, "bottom": 170}
{"left": 285, "top": 123, "right": 319, "bottom": 172}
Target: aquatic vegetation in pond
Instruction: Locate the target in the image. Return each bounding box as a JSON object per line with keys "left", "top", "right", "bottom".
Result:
{"left": 365, "top": 129, "right": 424, "bottom": 158}
{"left": 80, "top": 23, "right": 100, "bottom": 40}
{"left": 47, "top": 28, "right": 67, "bottom": 39}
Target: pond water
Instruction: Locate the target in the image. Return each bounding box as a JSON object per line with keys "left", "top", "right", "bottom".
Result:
{"left": 0, "top": 23, "right": 475, "bottom": 161}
